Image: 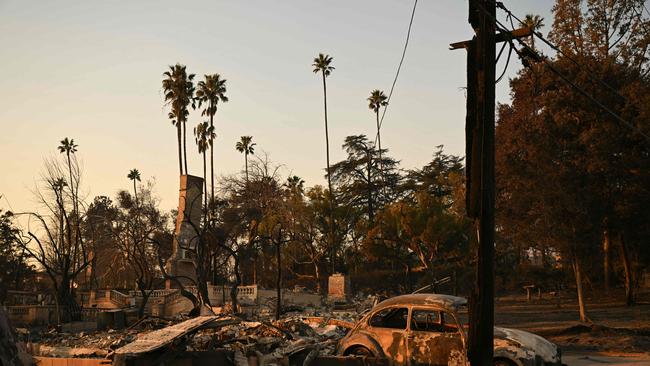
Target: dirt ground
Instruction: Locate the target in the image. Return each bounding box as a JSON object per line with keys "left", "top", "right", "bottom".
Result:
{"left": 494, "top": 289, "right": 650, "bottom": 365}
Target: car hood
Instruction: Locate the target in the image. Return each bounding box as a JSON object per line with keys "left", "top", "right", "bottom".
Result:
{"left": 494, "top": 327, "right": 560, "bottom": 363}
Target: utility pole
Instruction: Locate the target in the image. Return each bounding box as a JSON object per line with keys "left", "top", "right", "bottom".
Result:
{"left": 452, "top": 0, "right": 494, "bottom": 364}
{"left": 470, "top": 1, "right": 495, "bottom": 364}
{"left": 451, "top": 1, "right": 531, "bottom": 362}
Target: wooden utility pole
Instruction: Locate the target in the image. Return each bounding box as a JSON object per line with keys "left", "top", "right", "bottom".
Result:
{"left": 452, "top": 0, "right": 495, "bottom": 364}
{"left": 451, "top": 1, "right": 530, "bottom": 363}
{"left": 470, "top": 1, "right": 495, "bottom": 364}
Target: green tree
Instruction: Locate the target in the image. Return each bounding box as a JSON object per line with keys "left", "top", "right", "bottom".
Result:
{"left": 113, "top": 184, "right": 170, "bottom": 318}
{"left": 331, "top": 135, "right": 401, "bottom": 230}
{"left": 235, "top": 136, "right": 256, "bottom": 183}
{"left": 163, "top": 64, "right": 196, "bottom": 175}
{"left": 84, "top": 196, "right": 119, "bottom": 289}
{"left": 196, "top": 74, "right": 228, "bottom": 204}
{"left": 497, "top": 0, "right": 650, "bottom": 319}
{"left": 0, "top": 210, "right": 33, "bottom": 305}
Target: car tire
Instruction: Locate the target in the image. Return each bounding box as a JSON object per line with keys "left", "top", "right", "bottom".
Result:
{"left": 345, "top": 346, "right": 373, "bottom": 357}
{"left": 493, "top": 358, "right": 516, "bottom": 366}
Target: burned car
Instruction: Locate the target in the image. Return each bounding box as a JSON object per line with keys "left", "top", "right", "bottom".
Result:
{"left": 336, "top": 294, "right": 561, "bottom": 366}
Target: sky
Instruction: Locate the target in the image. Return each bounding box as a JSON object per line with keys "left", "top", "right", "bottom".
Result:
{"left": 0, "top": 0, "right": 554, "bottom": 215}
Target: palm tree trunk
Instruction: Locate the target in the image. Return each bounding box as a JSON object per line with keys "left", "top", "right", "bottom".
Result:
{"left": 203, "top": 150, "right": 207, "bottom": 218}
{"left": 66, "top": 152, "right": 76, "bottom": 220}
{"left": 376, "top": 110, "right": 383, "bottom": 174}
{"left": 133, "top": 180, "right": 138, "bottom": 206}
{"left": 244, "top": 152, "right": 249, "bottom": 183}
{"left": 209, "top": 109, "right": 215, "bottom": 208}
{"left": 177, "top": 124, "right": 183, "bottom": 176}
{"left": 322, "top": 72, "right": 333, "bottom": 198}
{"left": 367, "top": 151, "right": 374, "bottom": 227}
{"left": 322, "top": 71, "right": 336, "bottom": 274}
{"left": 182, "top": 120, "right": 188, "bottom": 175}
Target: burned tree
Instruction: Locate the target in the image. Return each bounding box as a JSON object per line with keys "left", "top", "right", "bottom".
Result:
{"left": 16, "top": 154, "right": 91, "bottom": 322}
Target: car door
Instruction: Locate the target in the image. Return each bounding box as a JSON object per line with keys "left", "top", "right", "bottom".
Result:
{"left": 407, "top": 308, "right": 466, "bottom": 366}
{"left": 366, "top": 306, "right": 410, "bottom": 365}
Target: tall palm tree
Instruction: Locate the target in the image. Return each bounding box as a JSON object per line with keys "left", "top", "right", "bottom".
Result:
{"left": 312, "top": 53, "right": 336, "bottom": 272}
{"left": 194, "top": 122, "right": 212, "bottom": 212}
{"left": 368, "top": 90, "right": 388, "bottom": 171}
{"left": 520, "top": 14, "right": 544, "bottom": 51}
{"left": 127, "top": 169, "right": 141, "bottom": 205}
{"left": 162, "top": 63, "right": 195, "bottom": 176}
{"left": 195, "top": 74, "right": 228, "bottom": 205}
{"left": 58, "top": 137, "right": 78, "bottom": 214}
{"left": 235, "top": 136, "right": 255, "bottom": 183}
{"left": 312, "top": 53, "right": 335, "bottom": 201}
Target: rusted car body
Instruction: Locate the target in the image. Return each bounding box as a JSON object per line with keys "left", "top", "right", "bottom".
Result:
{"left": 336, "top": 294, "right": 561, "bottom": 366}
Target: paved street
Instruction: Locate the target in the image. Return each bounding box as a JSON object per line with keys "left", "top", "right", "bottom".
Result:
{"left": 564, "top": 352, "right": 650, "bottom": 365}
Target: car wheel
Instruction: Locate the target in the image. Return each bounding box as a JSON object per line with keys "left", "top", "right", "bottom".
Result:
{"left": 493, "top": 358, "right": 516, "bottom": 366}
{"left": 346, "top": 346, "right": 373, "bottom": 357}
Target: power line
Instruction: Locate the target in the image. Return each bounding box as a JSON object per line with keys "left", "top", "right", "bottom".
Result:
{"left": 480, "top": 2, "right": 650, "bottom": 142}
{"left": 374, "top": 0, "right": 418, "bottom": 145}
{"left": 514, "top": 41, "right": 650, "bottom": 142}
{"left": 495, "top": 2, "right": 628, "bottom": 103}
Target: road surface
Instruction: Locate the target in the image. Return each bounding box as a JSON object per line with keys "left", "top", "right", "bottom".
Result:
{"left": 564, "top": 352, "right": 650, "bottom": 365}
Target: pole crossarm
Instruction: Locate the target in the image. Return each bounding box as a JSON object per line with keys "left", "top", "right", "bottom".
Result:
{"left": 449, "top": 26, "right": 532, "bottom": 50}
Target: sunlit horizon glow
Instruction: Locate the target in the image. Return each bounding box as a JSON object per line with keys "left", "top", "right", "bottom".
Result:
{"left": 0, "top": 0, "right": 552, "bottom": 214}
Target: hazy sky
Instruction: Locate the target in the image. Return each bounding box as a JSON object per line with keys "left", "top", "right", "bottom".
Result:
{"left": 0, "top": 0, "right": 553, "bottom": 214}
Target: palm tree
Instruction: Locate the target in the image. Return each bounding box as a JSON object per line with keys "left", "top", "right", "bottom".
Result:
{"left": 312, "top": 53, "right": 336, "bottom": 272}
{"left": 195, "top": 74, "right": 228, "bottom": 205}
{"left": 194, "top": 122, "right": 212, "bottom": 212}
{"left": 58, "top": 137, "right": 78, "bottom": 214}
{"left": 162, "top": 64, "right": 195, "bottom": 176}
{"left": 235, "top": 136, "right": 255, "bottom": 183}
{"left": 286, "top": 175, "right": 305, "bottom": 196}
{"left": 368, "top": 90, "right": 388, "bottom": 168}
{"left": 312, "top": 53, "right": 335, "bottom": 201}
{"left": 127, "top": 169, "right": 141, "bottom": 205}
{"left": 520, "top": 14, "right": 544, "bottom": 51}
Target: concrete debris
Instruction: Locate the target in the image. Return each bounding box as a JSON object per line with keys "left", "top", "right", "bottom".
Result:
{"left": 18, "top": 292, "right": 379, "bottom": 365}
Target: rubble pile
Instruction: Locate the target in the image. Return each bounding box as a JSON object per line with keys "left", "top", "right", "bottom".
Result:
{"left": 186, "top": 316, "right": 352, "bottom": 361}
{"left": 31, "top": 329, "right": 136, "bottom": 358}
{"left": 22, "top": 316, "right": 182, "bottom": 358}
{"left": 20, "top": 291, "right": 384, "bottom": 363}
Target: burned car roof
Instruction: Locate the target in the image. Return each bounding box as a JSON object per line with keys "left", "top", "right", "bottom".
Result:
{"left": 374, "top": 294, "right": 468, "bottom": 311}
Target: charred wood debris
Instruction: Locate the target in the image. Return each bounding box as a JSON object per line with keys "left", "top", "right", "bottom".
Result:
{"left": 9, "top": 295, "right": 378, "bottom": 366}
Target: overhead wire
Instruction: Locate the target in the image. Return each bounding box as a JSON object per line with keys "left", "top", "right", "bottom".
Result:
{"left": 495, "top": 1, "right": 629, "bottom": 103}
{"left": 374, "top": 0, "right": 418, "bottom": 146}
{"left": 495, "top": 41, "right": 514, "bottom": 84}
{"left": 477, "top": 1, "right": 650, "bottom": 142}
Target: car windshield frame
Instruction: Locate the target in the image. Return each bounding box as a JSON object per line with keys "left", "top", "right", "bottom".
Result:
{"left": 367, "top": 305, "right": 410, "bottom": 330}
